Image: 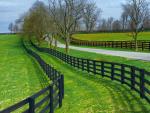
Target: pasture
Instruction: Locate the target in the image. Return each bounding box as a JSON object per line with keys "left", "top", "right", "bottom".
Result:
{"left": 30, "top": 44, "right": 150, "bottom": 113}
{"left": 73, "top": 32, "right": 150, "bottom": 41}
{"left": 0, "top": 35, "right": 150, "bottom": 113}
{"left": 0, "top": 35, "right": 49, "bottom": 111}
{"left": 30, "top": 39, "right": 150, "bottom": 113}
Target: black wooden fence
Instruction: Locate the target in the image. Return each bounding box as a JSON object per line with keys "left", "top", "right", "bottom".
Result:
{"left": 71, "top": 38, "right": 150, "bottom": 51}
{"left": 0, "top": 41, "right": 64, "bottom": 113}
{"left": 31, "top": 41, "right": 150, "bottom": 104}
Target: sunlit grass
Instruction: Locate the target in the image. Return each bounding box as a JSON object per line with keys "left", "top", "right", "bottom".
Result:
{"left": 30, "top": 43, "right": 150, "bottom": 113}
{"left": 73, "top": 32, "right": 150, "bottom": 41}
{"left": 0, "top": 35, "right": 49, "bottom": 111}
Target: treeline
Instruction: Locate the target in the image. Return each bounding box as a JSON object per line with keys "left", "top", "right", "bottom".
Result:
{"left": 10, "top": 0, "right": 150, "bottom": 52}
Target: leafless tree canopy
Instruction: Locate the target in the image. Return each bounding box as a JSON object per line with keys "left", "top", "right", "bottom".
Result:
{"left": 48, "top": 0, "right": 87, "bottom": 53}
{"left": 122, "top": 0, "right": 150, "bottom": 50}
{"left": 83, "top": 2, "right": 101, "bottom": 32}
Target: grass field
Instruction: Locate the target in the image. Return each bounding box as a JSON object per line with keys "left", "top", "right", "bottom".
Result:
{"left": 0, "top": 35, "right": 49, "bottom": 111}
{"left": 1, "top": 35, "right": 150, "bottom": 112}
{"left": 73, "top": 32, "right": 150, "bottom": 41}
{"left": 30, "top": 44, "right": 150, "bottom": 113}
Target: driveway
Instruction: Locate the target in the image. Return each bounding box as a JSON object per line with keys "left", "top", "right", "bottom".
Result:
{"left": 46, "top": 38, "right": 150, "bottom": 61}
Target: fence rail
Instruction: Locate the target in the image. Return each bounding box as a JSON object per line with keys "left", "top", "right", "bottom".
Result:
{"left": 31, "top": 41, "right": 150, "bottom": 104}
{"left": 71, "top": 38, "right": 150, "bottom": 51}
{"left": 0, "top": 41, "right": 64, "bottom": 113}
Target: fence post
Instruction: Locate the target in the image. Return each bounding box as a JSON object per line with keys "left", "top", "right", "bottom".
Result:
{"left": 58, "top": 77, "right": 62, "bottom": 108}
{"left": 82, "top": 59, "right": 84, "bottom": 71}
{"left": 73, "top": 57, "right": 76, "bottom": 67}
{"left": 112, "top": 42, "right": 114, "bottom": 48}
{"left": 101, "top": 62, "right": 104, "bottom": 77}
{"left": 93, "top": 61, "right": 96, "bottom": 75}
{"left": 50, "top": 85, "right": 54, "bottom": 113}
{"left": 140, "top": 69, "right": 145, "bottom": 98}
{"left": 61, "top": 75, "right": 64, "bottom": 99}
{"left": 77, "top": 58, "right": 80, "bottom": 69}
{"left": 29, "top": 97, "right": 35, "bottom": 113}
{"left": 111, "top": 64, "right": 114, "bottom": 80}
{"left": 149, "top": 42, "right": 150, "bottom": 51}
{"left": 105, "top": 42, "right": 106, "bottom": 47}
{"left": 121, "top": 42, "right": 123, "bottom": 48}
{"left": 131, "top": 67, "right": 135, "bottom": 90}
{"left": 121, "top": 64, "right": 125, "bottom": 84}
{"left": 142, "top": 42, "right": 144, "bottom": 51}
{"left": 87, "top": 59, "right": 90, "bottom": 73}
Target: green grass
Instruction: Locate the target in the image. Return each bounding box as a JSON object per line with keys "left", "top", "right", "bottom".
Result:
{"left": 29, "top": 43, "right": 150, "bottom": 113}
{"left": 0, "top": 35, "right": 49, "bottom": 111}
{"left": 73, "top": 32, "right": 150, "bottom": 41}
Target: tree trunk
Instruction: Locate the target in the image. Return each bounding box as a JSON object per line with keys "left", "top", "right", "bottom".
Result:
{"left": 49, "top": 36, "right": 53, "bottom": 48}
{"left": 65, "top": 36, "right": 70, "bottom": 54}
{"left": 54, "top": 39, "right": 57, "bottom": 49}
{"left": 135, "top": 33, "right": 138, "bottom": 51}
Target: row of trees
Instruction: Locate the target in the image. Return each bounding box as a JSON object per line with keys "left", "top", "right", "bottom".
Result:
{"left": 13, "top": 0, "right": 149, "bottom": 52}
{"left": 15, "top": 0, "right": 101, "bottom": 53}
{"left": 98, "top": 4, "right": 150, "bottom": 32}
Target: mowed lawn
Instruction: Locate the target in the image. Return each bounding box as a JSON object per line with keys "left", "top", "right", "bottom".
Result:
{"left": 73, "top": 32, "right": 150, "bottom": 41}
{"left": 30, "top": 42, "right": 150, "bottom": 113}
{"left": 0, "top": 35, "right": 49, "bottom": 111}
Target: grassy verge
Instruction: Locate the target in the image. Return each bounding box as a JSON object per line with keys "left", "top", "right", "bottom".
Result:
{"left": 29, "top": 43, "right": 150, "bottom": 113}
{"left": 0, "top": 35, "right": 49, "bottom": 111}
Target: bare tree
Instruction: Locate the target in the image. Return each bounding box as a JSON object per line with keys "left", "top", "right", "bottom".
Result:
{"left": 8, "top": 23, "right": 14, "bottom": 33}
{"left": 120, "top": 11, "right": 129, "bottom": 31}
{"left": 98, "top": 19, "right": 107, "bottom": 31}
{"left": 112, "top": 20, "right": 121, "bottom": 31}
{"left": 122, "top": 0, "right": 149, "bottom": 51}
{"left": 83, "top": 2, "right": 101, "bottom": 32}
{"left": 107, "top": 17, "right": 114, "bottom": 31}
{"left": 48, "top": 0, "right": 86, "bottom": 53}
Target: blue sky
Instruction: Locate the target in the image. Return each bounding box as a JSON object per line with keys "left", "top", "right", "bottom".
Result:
{"left": 0, "top": 0, "right": 126, "bottom": 33}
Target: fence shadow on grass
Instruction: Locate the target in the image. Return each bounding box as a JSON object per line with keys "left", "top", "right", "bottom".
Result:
{"left": 31, "top": 41, "right": 150, "bottom": 112}
{"left": 79, "top": 72, "right": 150, "bottom": 113}
{"left": 21, "top": 43, "right": 50, "bottom": 89}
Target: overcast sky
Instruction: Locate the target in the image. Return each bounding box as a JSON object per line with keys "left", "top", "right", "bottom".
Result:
{"left": 0, "top": 0, "right": 126, "bottom": 33}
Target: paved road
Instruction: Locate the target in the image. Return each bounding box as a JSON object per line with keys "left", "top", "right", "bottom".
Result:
{"left": 45, "top": 38, "right": 150, "bottom": 61}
